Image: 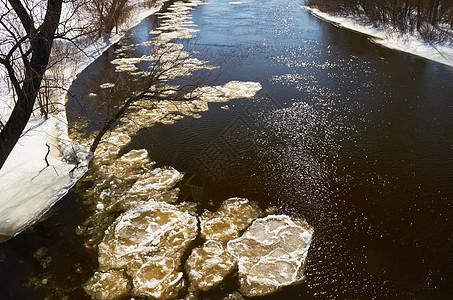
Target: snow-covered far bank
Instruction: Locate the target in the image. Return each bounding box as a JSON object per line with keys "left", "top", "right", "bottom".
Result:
{"left": 304, "top": 6, "right": 453, "bottom": 68}
{"left": 0, "top": 1, "right": 170, "bottom": 242}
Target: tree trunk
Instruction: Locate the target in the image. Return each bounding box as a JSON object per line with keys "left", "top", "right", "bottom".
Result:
{"left": 417, "top": 0, "right": 422, "bottom": 31}
{"left": 431, "top": 0, "right": 440, "bottom": 25}
{"left": 0, "top": 0, "right": 63, "bottom": 169}
{"left": 103, "top": 0, "right": 129, "bottom": 34}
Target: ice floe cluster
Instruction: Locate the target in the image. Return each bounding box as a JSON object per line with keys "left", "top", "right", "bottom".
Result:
{"left": 76, "top": 1, "right": 312, "bottom": 298}
{"left": 84, "top": 195, "right": 314, "bottom": 299}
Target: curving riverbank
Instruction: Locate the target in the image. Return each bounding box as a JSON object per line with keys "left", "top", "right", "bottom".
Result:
{"left": 0, "top": 0, "right": 175, "bottom": 241}
{"left": 304, "top": 6, "right": 453, "bottom": 68}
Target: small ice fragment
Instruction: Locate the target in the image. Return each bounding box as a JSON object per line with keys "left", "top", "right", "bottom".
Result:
{"left": 100, "top": 83, "right": 115, "bottom": 89}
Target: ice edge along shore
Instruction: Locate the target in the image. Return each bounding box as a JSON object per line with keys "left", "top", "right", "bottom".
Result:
{"left": 0, "top": 1, "right": 171, "bottom": 241}
{"left": 304, "top": 6, "right": 453, "bottom": 68}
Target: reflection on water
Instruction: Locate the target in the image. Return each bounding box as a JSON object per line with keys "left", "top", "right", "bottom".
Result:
{"left": 125, "top": 0, "right": 453, "bottom": 298}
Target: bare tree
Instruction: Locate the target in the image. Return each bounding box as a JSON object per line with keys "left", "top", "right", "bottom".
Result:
{"left": 0, "top": 0, "right": 147, "bottom": 170}
{"left": 82, "top": 0, "right": 130, "bottom": 36}
{"left": 0, "top": 0, "right": 63, "bottom": 169}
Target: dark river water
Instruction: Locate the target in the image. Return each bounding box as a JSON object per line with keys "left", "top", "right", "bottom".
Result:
{"left": 2, "top": 0, "right": 453, "bottom": 299}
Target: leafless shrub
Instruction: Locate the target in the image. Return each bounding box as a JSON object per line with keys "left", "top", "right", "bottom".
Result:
{"left": 81, "top": 0, "right": 132, "bottom": 36}
{"left": 308, "top": 0, "right": 453, "bottom": 42}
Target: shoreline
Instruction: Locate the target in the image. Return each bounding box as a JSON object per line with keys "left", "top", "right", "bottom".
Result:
{"left": 304, "top": 6, "right": 453, "bottom": 68}
{"left": 0, "top": 1, "right": 171, "bottom": 241}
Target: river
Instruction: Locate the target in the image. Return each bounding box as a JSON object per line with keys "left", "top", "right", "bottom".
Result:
{"left": 1, "top": 0, "right": 453, "bottom": 298}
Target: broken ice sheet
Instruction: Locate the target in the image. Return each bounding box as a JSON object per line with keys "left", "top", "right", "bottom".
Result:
{"left": 83, "top": 270, "right": 131, "bottom": 300}
{"left": 185, "top": 239, "right": 236, "bottom": 291}
{"left": 97, "top": 201, "right": 198, "bottom": 273}
{"left": 227, "top": 215, "right": 314, "bottom": 297}
{"left": 86, "top": 201, "right": 198, "bottom": 299}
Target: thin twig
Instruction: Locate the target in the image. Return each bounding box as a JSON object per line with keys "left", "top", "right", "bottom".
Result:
{"left": 44, "top": 143, "right": 51, "bottom": 167}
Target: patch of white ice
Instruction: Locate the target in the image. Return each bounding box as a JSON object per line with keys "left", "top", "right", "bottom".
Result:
{"left": 83, "top": 270, "right": 131, "bottom": 300}
{"left": 186, "top": 239, "right": 236, "bottom": 291}
{"left": 227, "top": 215, "right": 314, "bottom": 297}
{"left": 200, "top": 197, "right": 263, "bottom": 241}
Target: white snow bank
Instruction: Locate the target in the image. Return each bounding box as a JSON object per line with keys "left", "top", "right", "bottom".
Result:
{"left": 0, "top": 115, "right": 89, "bottom": 240}
{"left": 0, "top": 1, "right": 169, "bottom": 241}
{"left": 304, "top": 6, "right": 453, "bottom": 68}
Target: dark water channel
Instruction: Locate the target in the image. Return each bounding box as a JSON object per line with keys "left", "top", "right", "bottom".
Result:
{"left": 2, "top": 0, "right": 453, "bottom": 298}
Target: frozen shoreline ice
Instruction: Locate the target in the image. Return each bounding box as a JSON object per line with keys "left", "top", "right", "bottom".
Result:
{"left": 0, "top": 1, "right": 169, "bottom": 241}
{"left": 304, "top": 6, "right": 453, "bottom": 68}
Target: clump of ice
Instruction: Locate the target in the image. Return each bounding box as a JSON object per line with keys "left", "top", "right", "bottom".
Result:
{"left": 200, "top": 197, "right": 263, "bottom": 241}
{"left": 99, "top": 83, "right": 115, "bottom": 89}
{"left": 76, "top": 148, "right": 182, "bottom": 247}
{"left": 132, "top": 256, "right": 185, "bottom": 298}
{"left": 188, "top": 81, "right": 263, "bottom": 104}
{"left": 87, "top": 201, "right": 198, "bottom": 299}
{"left": 227, "top": 215, "right": 314, "bottom": 297}
{"left": 184, "top": 199, "right": 315, "bottom": 297}
{"left": 186, "top": 239, "right": 236, "bottom": 291}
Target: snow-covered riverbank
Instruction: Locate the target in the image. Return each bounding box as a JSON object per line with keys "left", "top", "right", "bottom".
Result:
{"left": 0, "top": 1, "right": 170, "bottom": 241}
{"left": 304, "top": 6, "right": 453, "bottom": 68}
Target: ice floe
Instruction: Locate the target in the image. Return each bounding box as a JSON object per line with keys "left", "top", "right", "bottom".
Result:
{"left": 186, "top": 240, "right": 236, "bottom": 291}
{"left": 91, "top": 201, "right": 198, "bottom": 299}
{"left": 83, "top": 270, "right": 131, "bottom": 300}
{"left": 227, "top": 215, "right": 314, "bottom": 297}
{"left": 99, "top": 83, "right": 116, "bottom": 89}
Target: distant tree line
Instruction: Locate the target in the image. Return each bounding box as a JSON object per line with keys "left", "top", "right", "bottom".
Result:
{"left": 307, "top": 0, "right": 453, "bottom": 41}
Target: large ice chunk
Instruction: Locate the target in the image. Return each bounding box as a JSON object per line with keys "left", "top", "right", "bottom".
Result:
{"left": 227, "top": 215, "right": 314, "bottom": 297}
{"left": 185, "top": 239, "right": 236, "bottom": 291}
{"left": 86, "top": 201, "right": 198, "bottom": 299}
{"left": 132, "top": 256, "right": 185, "bottom": 299}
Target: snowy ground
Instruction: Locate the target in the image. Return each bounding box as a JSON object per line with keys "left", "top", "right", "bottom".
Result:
{"left": 304, "top": 6, "right": 453, "bottom": 68}
{"left": 0, "top": 1, "right": 168, "bottom": 241}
